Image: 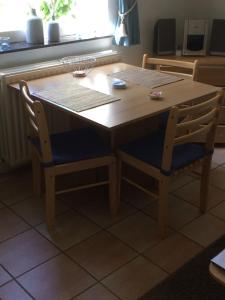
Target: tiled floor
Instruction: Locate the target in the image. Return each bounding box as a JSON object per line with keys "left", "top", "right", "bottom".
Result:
{"left": 0, "top": 147, "right": 225, "bottom": 300}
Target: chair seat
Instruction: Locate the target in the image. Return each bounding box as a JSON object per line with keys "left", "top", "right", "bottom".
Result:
{"left": 31, "top": 128, "right": 111, "bottom": 166}
{"left": 120, "top": 130, "right": 210, "bottom": 175}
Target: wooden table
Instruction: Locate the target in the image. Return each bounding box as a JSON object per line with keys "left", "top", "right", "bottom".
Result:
{"left": 10, "top": 62, "right": 220, "bottom": 147}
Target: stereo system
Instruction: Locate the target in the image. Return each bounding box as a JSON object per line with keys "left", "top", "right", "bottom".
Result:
{"left": 183, "top": 19, "right": 208, "bottom": 56}
{"left": 153, "top": 18, "right": 225, "bottom": 56}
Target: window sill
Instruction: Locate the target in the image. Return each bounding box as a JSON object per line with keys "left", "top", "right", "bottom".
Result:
{"left": 0, "top": 35, "right": 113, "bottom": 54}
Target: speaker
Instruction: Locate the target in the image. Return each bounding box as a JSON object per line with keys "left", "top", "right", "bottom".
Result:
{"left": 153, "top": 19, "right": 176, "bottom": 55}
{"left": 210, "top": 19, "right": 225, "bottom": 55}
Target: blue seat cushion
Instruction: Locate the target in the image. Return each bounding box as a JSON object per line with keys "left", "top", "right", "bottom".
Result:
{"left": 159, "top": 111, "right": 169, "bottom": 129}
{"left": 120, "top": 130, "right": 210, "bottom": 175}
{"left": 30, "top": 128, "right": 111, "bottom": 166}
{"left": 159, "top": 111, "right": 188, "bottom": 130}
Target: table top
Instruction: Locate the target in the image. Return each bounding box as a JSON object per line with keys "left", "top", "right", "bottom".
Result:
{"left": 10, "top": 62, "right": 220, "bottom": 130}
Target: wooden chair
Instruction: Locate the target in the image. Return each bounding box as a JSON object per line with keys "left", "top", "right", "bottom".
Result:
{"left": 117, "top": 90, "right": 224, "bottom": 238}
{"left": 142, "top": 54, "right": 200, "bottom": 129}
{"left": 142, "top": 53, "right": 199, "bottom": 80}
{"left": 190, "top": 62, "right": 225, "bottom": 144}
{"left": 19, "top": 80, "right": 118, "bottom": 229}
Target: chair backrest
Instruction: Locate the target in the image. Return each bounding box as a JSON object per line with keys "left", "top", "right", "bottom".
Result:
{"left": 142, "top": 53, "right": 199, "bottom": 81}
{"left": 161, "top": 90, "right": 224, "bottom": 172}
{"left": 19, "top": 80, "right": 52, "bottom": 163}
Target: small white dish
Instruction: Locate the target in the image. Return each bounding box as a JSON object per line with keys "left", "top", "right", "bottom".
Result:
{"left": 149, "top": 91, "right": 163, "bottom": 100}
{"left": 112, "top": 79, "right": 127, "bottom": 89}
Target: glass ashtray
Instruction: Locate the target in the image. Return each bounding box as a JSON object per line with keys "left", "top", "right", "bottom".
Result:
{"left": 0, "top": 37, "right": 10, "bottom": 52}
{"left": 60, "top": 55, "right": 96, "bottom": 77}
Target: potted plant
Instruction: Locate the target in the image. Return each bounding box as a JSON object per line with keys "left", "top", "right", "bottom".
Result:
{"left": 40, "top": 0, "right": 73, "bottom": 42}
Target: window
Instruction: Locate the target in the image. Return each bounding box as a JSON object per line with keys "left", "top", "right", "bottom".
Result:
{"left": 0, "top": 0, "right": 29, "bottom": 32}
{"left": 60, "top": 0, "right": 113, "bottom": 38}
{"left": 0, "top": 0, "right": 113, "bottom": 41}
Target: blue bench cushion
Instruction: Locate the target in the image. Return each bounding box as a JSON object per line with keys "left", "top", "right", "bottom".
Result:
{"left": 120, "top": 130, "right": 209, "bottom": 175}
{"left": 30, "top": 128, "right": 111, "bottom": 166}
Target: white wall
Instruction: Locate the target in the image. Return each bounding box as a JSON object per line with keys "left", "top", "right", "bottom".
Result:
{"left": 211, "top": 0, "right": 225, "bottom": 18}
{"left": 140, "top": 0, "right": 191, "bottom": 51}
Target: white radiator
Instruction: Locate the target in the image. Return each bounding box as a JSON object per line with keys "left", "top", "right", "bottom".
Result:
{"left": 0, "top": 50, "right": 120, "bottom": 167}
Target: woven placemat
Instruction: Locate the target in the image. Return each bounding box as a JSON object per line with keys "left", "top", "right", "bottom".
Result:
{"left": 33, "top": 83, "right": 120, "bottom": 112}
{"left": 110, "top": 67, "right": 182, "bottom": 89}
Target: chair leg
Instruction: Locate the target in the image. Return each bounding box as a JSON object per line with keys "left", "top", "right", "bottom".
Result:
{"left": 31, "top": 150, "right": 42, "bottom": 197}
{"left": 45, "top": 168, "right": 56, "bottom": 229}
{"left": 109, "top": 158, "right": 119, "bottom": 215}
{"left": 158, "top": 176, "right": 170, "bottom": 239}
{"left": 200, "top": 155, "right": 212, "bottom": 213}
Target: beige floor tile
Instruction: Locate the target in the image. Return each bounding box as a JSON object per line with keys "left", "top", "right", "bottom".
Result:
{"left": 0, "top": 266, "right": 11, "bottom": 286}
{"left": 122, "top": 183, "right": 152, "bottom": 209}
{"left": 142, "top": 195, "right": 200, "bottom": 230}
{"left": 74, "top": 283, "right": 120, "bottom": 300}
{"left": 0, "top": 229, "right": 59, "bottom": 277}
{"left": 0, "top": 207, "right": 30, "bottom": 242}
{"left": 61, "top": 186, "right": 102, "bottom": 203}
{"left": 192, "top": 161, "right": 218, "bottom": 175}
{"left": 211, "top": 160, "right": 219, "bottom": 169}
{"left": 181, "top": 213, "right": 225, "bottom": 247}
{"left": 64, "top": 188, "right": 137, "bottom": 228}
{"left": 122, "top": 175, "right": 194, "bottom": 209}
{"left": 210, "top": 200, "right": 225, "bottom": 221}
{"left": 18, "top": 254, "right": 96, "bottom": 300}
{"left": 210, "top": 166, "right": 225, "bottom": 191}
{"left": 0, "top": 173, "right": 33, "bottom": 206}
{"left": 169, "top": 174, "right": 194, "bottom": 192}
{"left": 0, "top": 280, "right": 32, "bottom": 300}
{"left": 108, "top": 212, "right": 171, "bottom": 252}
{"left": 212, "top": 147, "right": 225, "bottom": 165}
{"left": 143, "top": 232, "right": 203, "bottom": 273}
{"left": 67, "top": 231, "right": 137, "bottom": 280}
{"left": 174, "top": 180, "right": 225, "bottom": 209}
{"left": 11, "top": 196, "right": 69, "bottom": 226}
{"left": 36, "top": 211, "right": 100, "bottom": 250}
{"left": 102, "top": 256, "right": 167, "bottom": 300}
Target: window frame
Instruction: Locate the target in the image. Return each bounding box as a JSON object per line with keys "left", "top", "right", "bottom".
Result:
{"left": 0, "top": 34, "right": 113, "bottom": 55}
